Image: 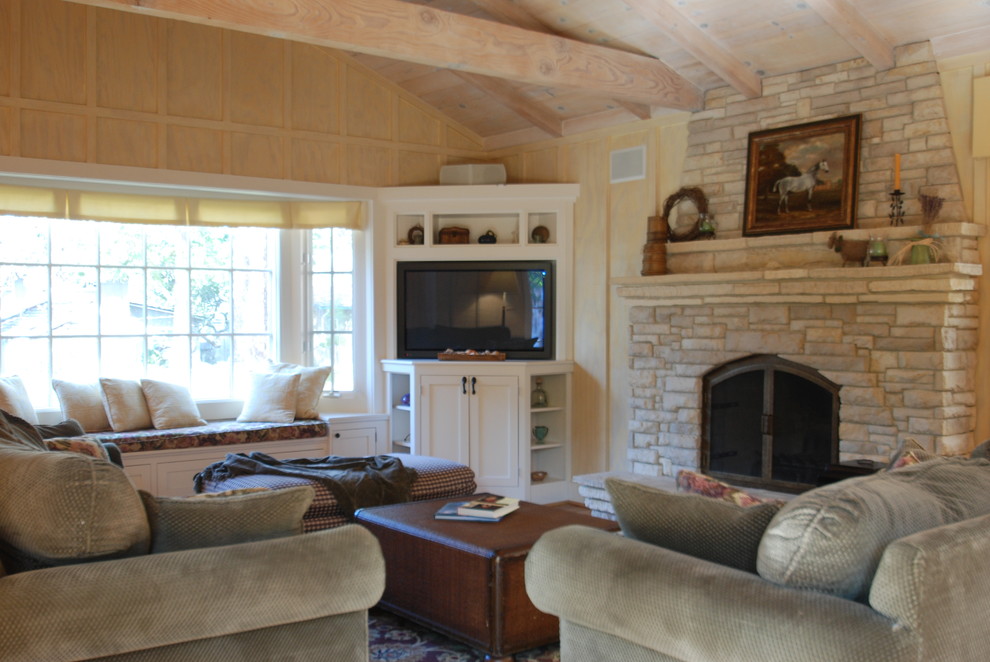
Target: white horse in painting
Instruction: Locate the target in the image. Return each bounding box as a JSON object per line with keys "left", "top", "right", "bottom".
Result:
{"left": 774, "top": 159, "right": 829, "bottom": 214}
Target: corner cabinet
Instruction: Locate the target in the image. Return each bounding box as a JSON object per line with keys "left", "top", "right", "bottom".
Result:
{"left": 382, "top": 359, "right": 573, "bottom": 503}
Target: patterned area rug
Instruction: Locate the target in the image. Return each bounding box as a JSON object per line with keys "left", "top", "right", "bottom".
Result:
{"left": 369, "top": 608, "right": 560, "bottom": 662}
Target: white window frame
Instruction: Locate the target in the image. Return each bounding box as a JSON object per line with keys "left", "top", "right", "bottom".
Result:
{"left": 0, "top": 158, "right": 376, "bottom": 422}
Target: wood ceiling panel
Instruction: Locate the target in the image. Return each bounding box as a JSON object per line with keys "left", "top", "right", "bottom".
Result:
{"left": 64, "top": 0, "right": 990, "bottom": 149}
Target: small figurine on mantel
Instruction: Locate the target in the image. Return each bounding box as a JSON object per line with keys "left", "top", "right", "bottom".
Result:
{"left": 828, "top": 232, "right": 869, "bottom": 267}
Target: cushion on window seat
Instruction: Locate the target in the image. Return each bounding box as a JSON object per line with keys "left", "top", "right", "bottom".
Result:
{"left": 85, "top": 418, "right": 329, "bottom": 453}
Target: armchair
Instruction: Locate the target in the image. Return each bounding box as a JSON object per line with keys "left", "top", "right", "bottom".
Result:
{"left": 0, "top": 410, "right": 385, "bottom": 662}
{"left": 526, "top": 457, "right": 990, "bottom": 662}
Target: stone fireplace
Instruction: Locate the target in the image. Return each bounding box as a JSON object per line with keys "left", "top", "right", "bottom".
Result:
{"left": 615, "top": 229, "right": 982, "bottom": 480}
{"left": 605, "top": 40, "right": 984, "bottom": 484}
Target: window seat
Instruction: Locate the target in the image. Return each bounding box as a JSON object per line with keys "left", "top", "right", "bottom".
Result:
{"left": 91, "top": 418, "right": 337, "bottom": 497}
{"left": 88, "top": 419, "right": 329, "bottom": 454}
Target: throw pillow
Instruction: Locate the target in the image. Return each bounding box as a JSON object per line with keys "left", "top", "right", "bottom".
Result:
{"left": 51, "top": 380, "right": 112, "bottom": 432}
{"left": 757, "top": 456, "right": 990, "bottom": 601}
{"left": 44, "top": 435, "right": 112, "bottom": 462}
{"left": 100, "top": 378, "right": 153, "bottom": 432}
{"left": 138, "top": 485, "right": 315, "bottom": 554}
{"left": 0, "top": 446, "right": 149, "bottom": 572}
{"left": 237, "top": 372, "right": 301, "bottom": 423}
{"left": 0, "top": 375, "right": 39, "bottom": 424}
{"left": 140, "top": 379, "right": 207, "bottom": 429}
{"left": 605, "top": 477, "right": 782, "bottom": 573}
{"left": 269, "top": 363, "right": 331, "bottom": 419}
{"left": 676, "top": 469, "right": 785, "bottom": 507}
{"left": 885, "top": 437, "right": 937, "bottom": 470}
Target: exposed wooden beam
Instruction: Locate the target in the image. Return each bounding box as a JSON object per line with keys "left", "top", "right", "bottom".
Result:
{"left": 803, "top": 0, "right": 895, "bottom": 71}
{"left": 467, "top": 0, "right": 653, "bottom": 122}
{"left": 454, "top": 72, "right": 563, "bottom": 138}
{"left": 623, "top": 0, "right": 762, "bottom": 99}
{"left": 66, "top": 0, "right": 702, "bottom": 110}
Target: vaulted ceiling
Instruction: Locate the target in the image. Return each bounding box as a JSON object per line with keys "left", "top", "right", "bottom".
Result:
{"left": 68, "top": 0, "right": 990, "bottom": 149}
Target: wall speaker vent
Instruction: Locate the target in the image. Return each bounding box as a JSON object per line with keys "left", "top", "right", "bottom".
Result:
{"left": 610, "top": 146, "right": 646, "bottom": 183}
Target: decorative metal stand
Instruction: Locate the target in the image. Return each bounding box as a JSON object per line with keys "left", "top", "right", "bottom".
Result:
{"left": 888, "top": 189, "right": 905, "bottom": 226}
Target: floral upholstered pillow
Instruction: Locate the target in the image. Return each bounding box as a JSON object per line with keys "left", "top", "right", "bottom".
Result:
{"left": 44, "top": 436, "right": 111, "bottom": 462}
{"left": 676, "top": 469, "right": 784, "bottom": 507}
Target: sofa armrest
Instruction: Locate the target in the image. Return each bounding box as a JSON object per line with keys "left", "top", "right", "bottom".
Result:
{"left": 870, "top": 513, "right": 990, "bottom": 662}
{"left": 526, "top": 525, "right": 918, "bottom": 662}
{"left": 0, "top": 524, "right": 384, "bottom": 662}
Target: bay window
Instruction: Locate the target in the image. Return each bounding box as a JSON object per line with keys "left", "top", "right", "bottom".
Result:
{"left": 0, "top": 200, "right": 361, "bottom": 410}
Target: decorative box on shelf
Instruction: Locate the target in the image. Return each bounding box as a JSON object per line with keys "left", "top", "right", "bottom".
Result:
{"left": 438, "top": 226, "right": 470, "bottom": 244}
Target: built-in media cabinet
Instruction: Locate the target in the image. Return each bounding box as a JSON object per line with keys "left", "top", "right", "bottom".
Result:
{"left": 382, "top": 360, "right": 574, "bottom": 503}
{"left": 377, "top": 183, "right": 579, "bottom": 503}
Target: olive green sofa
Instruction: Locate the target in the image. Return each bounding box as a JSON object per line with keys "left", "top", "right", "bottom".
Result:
{"left": 0, "top": 409, "right": 385, "bottom": 662}
{"left": 526, "top": 455, "right": 990, "bottom": 662}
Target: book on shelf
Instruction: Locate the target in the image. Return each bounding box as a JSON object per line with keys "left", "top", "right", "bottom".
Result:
{"left": 455, "top": 494, "right": 520, "bottom": 520}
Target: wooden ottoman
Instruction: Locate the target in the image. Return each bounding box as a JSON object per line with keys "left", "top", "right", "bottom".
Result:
{"left": 355, "top": 497, "right": 620, "bottom": 661}
{"left": 196, "top": 453, "right": 476, "bottom": 531}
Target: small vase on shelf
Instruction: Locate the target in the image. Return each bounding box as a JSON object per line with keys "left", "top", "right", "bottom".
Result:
{"left": 531, "top": 378, "right": 548, "bottom": 408}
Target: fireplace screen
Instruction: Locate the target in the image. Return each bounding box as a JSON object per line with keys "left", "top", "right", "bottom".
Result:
{"left": 703, "top": 355, "right": 839, "bottom": 492}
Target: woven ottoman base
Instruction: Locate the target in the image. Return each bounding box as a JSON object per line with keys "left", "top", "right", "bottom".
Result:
{"left": 197, "top": 453, "right": 477, "bottom": 532}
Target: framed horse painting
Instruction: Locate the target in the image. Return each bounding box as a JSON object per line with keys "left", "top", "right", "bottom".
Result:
{"left": 742, "top": 114, "right": 861, "bottom": 236}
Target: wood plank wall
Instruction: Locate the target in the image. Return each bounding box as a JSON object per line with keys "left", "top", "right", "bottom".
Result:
{"left": 0, "top": 0, "right": 488, "bottom": 186}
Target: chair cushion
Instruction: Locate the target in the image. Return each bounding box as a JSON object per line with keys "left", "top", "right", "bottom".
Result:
{"left": 757, "top": 456, "right": 990, "bottom": 601}
{"left": 605, "top": 476, "right": 782, "bottom": 572}
{"left": 139, "top": 485, "right": 315, "bottom": 553}
{"left": 0, "top": 446, "right": 149, "bottom": 572}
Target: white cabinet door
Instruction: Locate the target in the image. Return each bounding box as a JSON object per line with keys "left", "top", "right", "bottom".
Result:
{"left": 469, "top": 375, "right": 518, "bottom": 488}
{"left": 331, "top": 427, "right": 378, "bottom": 456}
{"left": 419, "top": 374, "right": 470, "bottom": 465}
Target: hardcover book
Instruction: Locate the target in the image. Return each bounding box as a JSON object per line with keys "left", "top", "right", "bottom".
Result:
{"left": 455, "top": 495, "right": 520, "bottom": 520}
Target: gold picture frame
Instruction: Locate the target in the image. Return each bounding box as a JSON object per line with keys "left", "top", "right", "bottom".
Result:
{"left": 743, "top": 115, "right": 861, "bottom": 236}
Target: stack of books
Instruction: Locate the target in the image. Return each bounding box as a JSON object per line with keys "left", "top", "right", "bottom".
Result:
{"left": 434, "top": 494, "right": 520, "bottom": 522}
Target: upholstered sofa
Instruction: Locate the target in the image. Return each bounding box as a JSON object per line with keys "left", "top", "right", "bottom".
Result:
{"left": 526, "top": 455, "right": 990, "bottom": 662}
{"left": 0, "top": 410, "right": 386, "bottom": 662}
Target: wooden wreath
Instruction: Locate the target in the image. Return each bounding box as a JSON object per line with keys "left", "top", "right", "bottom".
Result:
{"left": 661, "top": 187, "right": 709, "bottom": 243}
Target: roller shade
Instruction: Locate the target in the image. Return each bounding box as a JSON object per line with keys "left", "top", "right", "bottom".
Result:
{"left": 0, "top": 183, "right": 366, "bottom": 229}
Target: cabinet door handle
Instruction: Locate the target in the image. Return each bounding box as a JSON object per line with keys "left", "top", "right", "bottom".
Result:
{"left": 461, "top": 376, "right": 467, "bottom": 394}
{"left": 334, "top": 433, "right": 340, "bottom": 438}
{"left": 471, "top": 376, "right": 477, "bottom": 395}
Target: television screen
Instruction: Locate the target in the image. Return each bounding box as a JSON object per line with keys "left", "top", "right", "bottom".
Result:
{"left": 396, "top": 260, "right": 554, "bottom": 360}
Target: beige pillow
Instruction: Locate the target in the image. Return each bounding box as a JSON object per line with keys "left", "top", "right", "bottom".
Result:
{"left": 237, "top": 372, "right": 301, "bottom": 423}
{"left": 99, "top": 378, "right": 153, "bottom": 432}
{"left": 52, "top": 380, "right": 112, "bottom": 432}
{"left": 140, "top": 379, "right": 207, "bottom": 430}
{"left": 0, "top": 376, "right": 38, "bottom": 424}
{"left": 269, "top": 363, "right": 331, "bottom": 419}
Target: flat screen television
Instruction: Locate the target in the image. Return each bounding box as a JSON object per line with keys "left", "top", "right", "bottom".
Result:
{"left": 396, "top": 260, "right": 555, "bottom": 360}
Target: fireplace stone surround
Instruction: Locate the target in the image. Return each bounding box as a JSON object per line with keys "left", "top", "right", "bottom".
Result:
{"left": 614, "top": 223, "right": 983, "bottom": 480}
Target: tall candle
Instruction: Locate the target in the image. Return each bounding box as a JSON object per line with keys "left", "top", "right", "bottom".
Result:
{"left": 894, "top": 153, "right": 901, "bottom": 190}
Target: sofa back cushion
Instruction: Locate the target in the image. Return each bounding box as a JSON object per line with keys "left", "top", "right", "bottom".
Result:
{"left": 606, "top": 476, "right": 782, "bottom": 572}
{"left": 757, "top": 457, "right": 990, "bottom": 600}
{"left": 0, "top": 446, "right": 149, "bottom": 572}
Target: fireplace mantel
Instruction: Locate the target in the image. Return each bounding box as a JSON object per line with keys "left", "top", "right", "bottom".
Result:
{"left": 614, "top": 262, "right": 982, "bottom": 306}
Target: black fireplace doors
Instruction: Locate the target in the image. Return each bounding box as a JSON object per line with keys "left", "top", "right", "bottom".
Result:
{"left": 702, "top": 355, "right": 839, "bottom": 492}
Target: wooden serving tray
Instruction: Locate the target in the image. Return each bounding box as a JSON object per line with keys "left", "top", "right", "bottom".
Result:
{"left": 437, "top": 351, "right": 506, "bottom": 361}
